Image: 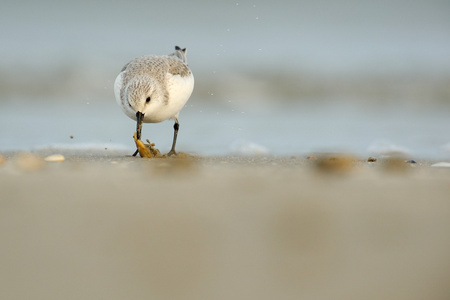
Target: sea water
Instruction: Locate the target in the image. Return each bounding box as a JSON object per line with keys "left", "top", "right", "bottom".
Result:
{"left": 0, "top": 96, "right": 449, "bottom": 160}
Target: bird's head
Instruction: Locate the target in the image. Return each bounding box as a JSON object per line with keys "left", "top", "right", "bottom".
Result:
{"left": 125, "top": 76, "right": 164, "bottom": 139}
{"left": 125, "top": 76, "right": 158, "bottom": 116}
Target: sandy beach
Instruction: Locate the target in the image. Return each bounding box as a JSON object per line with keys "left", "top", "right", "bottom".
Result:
{"left": 1, "top": 151, "right": 449, "bottom": 300}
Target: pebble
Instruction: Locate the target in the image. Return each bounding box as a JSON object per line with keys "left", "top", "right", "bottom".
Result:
{"left": 381, "top": 157, "right": 410, "bottom": 173}
{"left": 15, "top": 153, "right": 45, "bottom": 171}
{"left": 0, "top": 154, "right": 5, "bottom": 165}
{"left": 44, "top": 154, "right": 65, "bottom": 162}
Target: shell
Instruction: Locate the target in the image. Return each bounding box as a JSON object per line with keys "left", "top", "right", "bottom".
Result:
{"left": 431, "top": 162, "right": 450, "bottom": 168}
{"left": 44, "top": 154, "right": 65, "bottom": 162}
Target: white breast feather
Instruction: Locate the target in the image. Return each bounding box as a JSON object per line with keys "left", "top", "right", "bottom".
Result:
{"left": 114, "top": 71, "right": 125, "bottom": 107}
{"left": 164, "top": 72, "right": 194, "bottom": 119}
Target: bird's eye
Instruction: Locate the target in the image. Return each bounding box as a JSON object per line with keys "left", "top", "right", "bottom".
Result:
{"left": 146, "top": 97, "right": 151, "bottom": 103}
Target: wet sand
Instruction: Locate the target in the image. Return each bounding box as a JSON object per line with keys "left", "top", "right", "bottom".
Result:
{"left": 1, "top": 151, "right": 450, "bottom": 300}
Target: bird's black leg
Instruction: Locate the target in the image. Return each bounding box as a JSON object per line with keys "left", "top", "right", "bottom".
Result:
{"left": 168, "top": 119, "right": 179, "bottom": 156}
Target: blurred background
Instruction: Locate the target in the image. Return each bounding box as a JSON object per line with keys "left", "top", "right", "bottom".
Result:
{"left": 1, "top": 2, "right": 450, "bottom": 300}
{"left": 1, "top": 0, "right": 449, "bottom": 158}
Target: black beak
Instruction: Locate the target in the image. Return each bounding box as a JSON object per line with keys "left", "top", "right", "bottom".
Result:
{"left": 136, "top": 111, "right": 144, "bottom": 140}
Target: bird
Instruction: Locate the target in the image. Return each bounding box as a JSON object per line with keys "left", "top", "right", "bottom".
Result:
{"left": 114, "top": 46, "right": 194, "bottom": 156}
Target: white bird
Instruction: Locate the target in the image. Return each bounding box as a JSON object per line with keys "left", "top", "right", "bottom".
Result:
{"left": 114, "top": 46, "right": 194, "bottom": 156}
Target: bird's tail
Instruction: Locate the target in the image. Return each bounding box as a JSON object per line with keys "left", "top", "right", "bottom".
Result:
{"left": 170, "top": 46, "right": 188, "bottom": 64}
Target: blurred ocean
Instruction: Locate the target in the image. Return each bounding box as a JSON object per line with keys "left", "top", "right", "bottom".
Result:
{"left": 1, "top": 0, "right": 449, "bottom": 158}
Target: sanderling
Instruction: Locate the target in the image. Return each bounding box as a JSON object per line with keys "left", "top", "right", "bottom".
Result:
{"left": 114, "top": 46, "right": 194, "bottom": 156}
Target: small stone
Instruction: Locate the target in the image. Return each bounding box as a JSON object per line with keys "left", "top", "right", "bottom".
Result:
{"left": 315, "top": 155, "right": 356, "bottom": 173}
{"left": 406, "top": 160, "right": 417, "bottom": 164}
{"left": 368, "top": 157, "right": 377, "bottom": 162}
{"left": 44, "top": 154, "right": 65, "bottom": 162}
{"left": 0, "top": 154, "right": 6, "bottom": 165}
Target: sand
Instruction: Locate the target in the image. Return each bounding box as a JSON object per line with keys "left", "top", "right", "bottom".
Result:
{"left": 1, "top": 151, "right": 450, "bottom": 300}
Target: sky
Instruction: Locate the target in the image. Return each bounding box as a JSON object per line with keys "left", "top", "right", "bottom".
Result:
{"left": 1, "top": 0, "right": 449, "bottom": 74}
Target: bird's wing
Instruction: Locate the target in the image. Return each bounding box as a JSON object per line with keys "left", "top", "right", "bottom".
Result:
{"left": 167, "top": 58, "right": 191, "bottom": 77}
